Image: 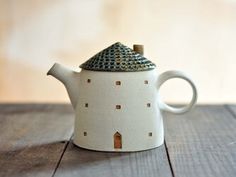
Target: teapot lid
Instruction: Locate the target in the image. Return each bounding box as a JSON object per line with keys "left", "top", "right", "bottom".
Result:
{"left": 79, "top": 42, "right": 156, "bottom": 72}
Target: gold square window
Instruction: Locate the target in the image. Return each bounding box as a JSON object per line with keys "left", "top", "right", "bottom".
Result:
{"left": 116, "top": 105, "right": 121, "bottom": 109}
{"left": 116, "top": 81, "right": 121, "bottom": 85}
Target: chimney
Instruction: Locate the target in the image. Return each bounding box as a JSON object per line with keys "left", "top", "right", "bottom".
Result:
{"left": 133, "top": 44, "right": 144, "bottom": 55}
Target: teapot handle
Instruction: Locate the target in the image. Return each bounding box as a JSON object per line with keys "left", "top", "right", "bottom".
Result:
{"left": 157, "top": 70, "right": 198, "bottom": 114}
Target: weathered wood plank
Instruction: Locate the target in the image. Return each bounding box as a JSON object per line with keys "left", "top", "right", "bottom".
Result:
{"left": 2, "top": 104, "right": 235, "bottom": 177}
{"left": 0, "top": 104, "right": 74, "bottom": 177}
{"left": 164, "top": 105, "right": 236, "bottom": 177}
{"left": 54, "top": 142, "right": 173, "bottom": 177}
{"left": 226, "top": 105, "right": 236, "bottom": 119}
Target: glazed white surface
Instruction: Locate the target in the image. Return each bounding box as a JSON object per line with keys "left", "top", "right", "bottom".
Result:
{"left": 74, "top": 69, "right": 163, "bottom": 151}
{"left": 47, "top": 63, "right": 197, "bottom": 151}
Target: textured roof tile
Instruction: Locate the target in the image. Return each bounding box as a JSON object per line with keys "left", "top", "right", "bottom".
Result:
{"left": 79, "top": 42, "right": 156, "bottom": 72}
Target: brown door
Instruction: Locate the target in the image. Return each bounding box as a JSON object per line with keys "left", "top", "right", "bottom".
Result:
{"left": 114, "top": 132, "right": 122, "bottom": 149}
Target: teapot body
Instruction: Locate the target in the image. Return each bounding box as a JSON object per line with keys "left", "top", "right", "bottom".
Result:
{"left": 74, "top": 69, "right": 164, "bottom": 151}
{"left": 47, "top": 42, "right": 197, "bottom": 152}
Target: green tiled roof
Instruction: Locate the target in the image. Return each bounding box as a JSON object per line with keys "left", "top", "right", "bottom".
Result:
{"left": 79, "top": 42, "right": 156, "bottom": 72}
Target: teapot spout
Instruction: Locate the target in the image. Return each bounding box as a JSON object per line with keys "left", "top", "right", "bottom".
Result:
{"left": 47, "top": 63, "right": 79, "bottom": 109}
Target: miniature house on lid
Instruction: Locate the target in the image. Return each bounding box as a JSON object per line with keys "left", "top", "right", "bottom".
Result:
{"left": 80, "top": 42, "right": 156, "bottom": 72}
{"left": 74, "top": 42, "right": 163, "bottom": 152}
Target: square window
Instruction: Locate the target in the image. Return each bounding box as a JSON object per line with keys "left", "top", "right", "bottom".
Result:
{"left": 149, "top": 132, "right": 152, "bottom": 137}
{"left": 116, "top": 105, "right": 121, "bottom": 109}
{"left": 116, "top": 81, "right": 121, "bottom": 85}
{"left": 87, "top": 79, "right": 91, "bottom": 83}
{"left": 144, "top": 80, "right": 148, "bottom": 84}
{"left": 147, "top": 103, "right": 151, "bottom": 107}
{"left": 85, "top": 103, "right": 88, "bottom": 107}
{"left": 84, "top": 132, "right": 87, "bottom": 136}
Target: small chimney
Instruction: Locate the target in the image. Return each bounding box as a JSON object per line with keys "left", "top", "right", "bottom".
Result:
{"left": 133, "top": 44, "right": 144, "bottom": 55}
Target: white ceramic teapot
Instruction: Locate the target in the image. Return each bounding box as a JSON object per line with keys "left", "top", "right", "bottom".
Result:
{"left": 47, "top": 42, "right": 197, "bottom": 152}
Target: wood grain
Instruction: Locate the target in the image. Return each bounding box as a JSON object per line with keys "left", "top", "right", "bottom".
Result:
{"left": 0, "top": 104, "right": 74, "bottom": 177}
{"left": 225, "top": 105, "right": 236, "bottom": 119}
{"left": 164, "top": 105, "right": 236, "bottom": 177}
{"left": 1, "top": 104, "right": 236, "bottom": 177}
{"left": 54, "top": 142, "right": 173, "bottom": 177}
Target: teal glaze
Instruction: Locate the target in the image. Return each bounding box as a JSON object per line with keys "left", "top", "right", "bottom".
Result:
{"left": 79, "top": 42, "right": 156, "bottom": 72}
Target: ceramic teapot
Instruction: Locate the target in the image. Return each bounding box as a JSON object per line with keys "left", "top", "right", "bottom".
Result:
{"left": 47, "top": 42, "right": 197, "bottom": 152}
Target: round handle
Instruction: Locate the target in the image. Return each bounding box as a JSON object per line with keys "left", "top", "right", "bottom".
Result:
{"left": 157, "top": 70, "right": 198, "bottom": 114}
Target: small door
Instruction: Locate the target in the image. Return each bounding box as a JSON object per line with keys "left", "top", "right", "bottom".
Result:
{"left": 114, "top": 132, "right": 122, "bottom": 149}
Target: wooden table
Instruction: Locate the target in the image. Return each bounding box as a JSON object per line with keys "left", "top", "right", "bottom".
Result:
{"left": 0, "top": 104, "right": 235, "bottom": 177}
